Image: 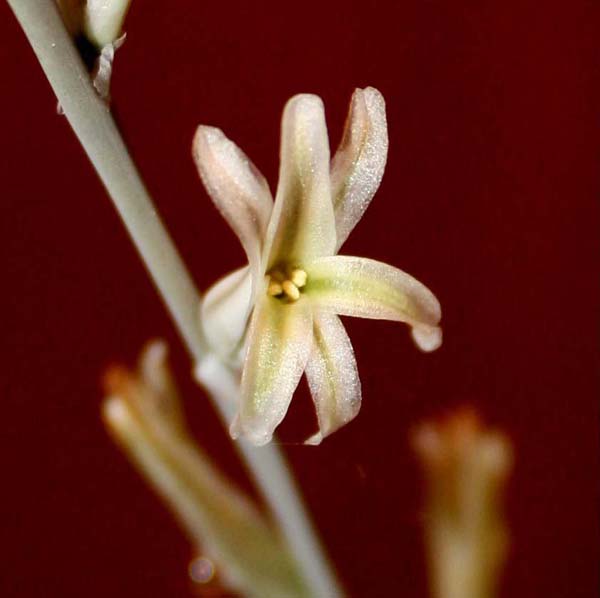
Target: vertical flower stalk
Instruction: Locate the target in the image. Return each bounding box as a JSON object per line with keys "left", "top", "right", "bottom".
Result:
{"left": 412, "top": 410, "right": 512, "bottom": 598}
{"left": 7, "top": 2, "right": 343, "bottom": 595}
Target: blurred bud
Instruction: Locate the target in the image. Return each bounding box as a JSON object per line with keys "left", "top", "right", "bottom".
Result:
{"left": 57, "top": 0, "right": 131, "bottom": 47}
{"left": 412, "top": 408, "right": 512, "bottom": 598}
{"left": 102, "top": 340, "right": 310, "bottom": 598}
{"left": 83, "top": 0, "right": 132, "bottom": 48}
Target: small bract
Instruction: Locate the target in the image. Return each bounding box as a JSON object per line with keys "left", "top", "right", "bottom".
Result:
{"left": 57, "top": 0, "right": 132, "bottom": 99}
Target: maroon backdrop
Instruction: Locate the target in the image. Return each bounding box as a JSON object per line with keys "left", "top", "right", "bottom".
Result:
{"left": 1, "top": 2, "right": 598, "bottom": 597}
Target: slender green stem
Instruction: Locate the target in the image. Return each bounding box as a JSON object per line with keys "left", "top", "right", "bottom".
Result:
{"left": 7, "top": 2, "right": 343, "bottom": 596}
{"left": 9, "top": 0, "right": 205, "bottom": 358}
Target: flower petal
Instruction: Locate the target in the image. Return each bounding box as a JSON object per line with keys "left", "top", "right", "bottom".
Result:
{"left": 304, "top": 313, "right": 361, "bottom": 445}
{"left": 193, "top": 125, "right": 273, "bottom": 281}
{"left": 330, "top": 87, "right": 388, "bottom": 251}
{"left": 200, "top": 266, "right": 253, "bottom": 366}
{"left": 232, "top": 295, "right": 313, "bottom": 445}
{"left": 305, "top": 256, "right": 442, "bottom": 351}
{"left": 264, "top": 95, "right": 336, "bottom": 268}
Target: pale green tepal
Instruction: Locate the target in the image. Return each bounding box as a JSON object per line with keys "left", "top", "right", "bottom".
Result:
{"left": 193, "top": 88, "right": 442, "bottom": 446}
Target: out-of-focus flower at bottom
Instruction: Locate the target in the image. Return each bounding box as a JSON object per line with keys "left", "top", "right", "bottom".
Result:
{"left": 412, "top": 409, "right": 513, "bottom": 598}
{"left": 102, "top": 340, "right": 310, "bottom": 598}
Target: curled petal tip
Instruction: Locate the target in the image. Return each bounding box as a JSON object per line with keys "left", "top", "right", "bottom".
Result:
{"left": 192, "top": 126, "right": 229, "bottom": 167}
{"left": 284, "top": 93, "right": 325, "bottom": 113}
{"left": 102, "top": 395, "right": 130, "bottom": 427}
{"left": 304, "top": 432, "right": 323, "bottom": 446}
{"left": 411, "top": 325, "right": 443, "bottom": 352}
{"left": 230, "top": 418, "right": 273, "bottom": 446}
{"left": 141, "top": 338, "right": 168, "bottom": 365}
{"left": 192, "top": 361, "right": 205, "bottom": 386}
{"left": 193, "top": 124, "right": 223, "bottom": 146}
{"left": 252, "top": 434, "right": 273, "bottom": 447}
{"left": 229, "top": 416, "right": 241, "bottom": 440}
{"left": 362, "top": 86, "right": 386, "bottom": 109}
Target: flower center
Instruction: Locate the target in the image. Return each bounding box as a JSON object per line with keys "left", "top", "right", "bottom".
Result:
{"left": 266, "top": 266, "right": 307, "bottom": 302}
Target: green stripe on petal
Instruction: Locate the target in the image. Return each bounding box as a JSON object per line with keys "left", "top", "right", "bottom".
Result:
{"left": 305, "top": 313, "right": 361, "bottom": 445}
{"left": 264, "top": 94, "right": 336, "bottom": 268}
{"left": 305, "top": 256, "right": 442, "bottom": 351}
{"left": 233, "top": 294, "right": 313, "bottom": 445}
{"left": 330, "top": 87, "right": 388, "bottom": 251}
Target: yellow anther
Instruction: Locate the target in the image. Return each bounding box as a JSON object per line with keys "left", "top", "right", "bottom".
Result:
{"left": 267, "top": 280, "right": 283, "bottom": 296}
{"left": 266, "top": 266, "right": 306, "bottom": 301}
{"left": 282, "top": 280, "right": 300, "bottom": 301}
{"left": 290, "top": 268, "right": 307, "bottom": 288}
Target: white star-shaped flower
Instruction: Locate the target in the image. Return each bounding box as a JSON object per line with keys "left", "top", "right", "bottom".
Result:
{"left": 193, "top": 88, "right": 442, "bottom": 445}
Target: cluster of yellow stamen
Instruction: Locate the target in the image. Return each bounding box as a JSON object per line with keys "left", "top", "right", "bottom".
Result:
{"left": 266, "top": 266, "right": 308, "bottom": 302}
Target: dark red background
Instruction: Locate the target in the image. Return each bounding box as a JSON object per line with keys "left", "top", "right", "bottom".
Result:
{"left": 1, "top": 1, "right": 598, "bottom": 596}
